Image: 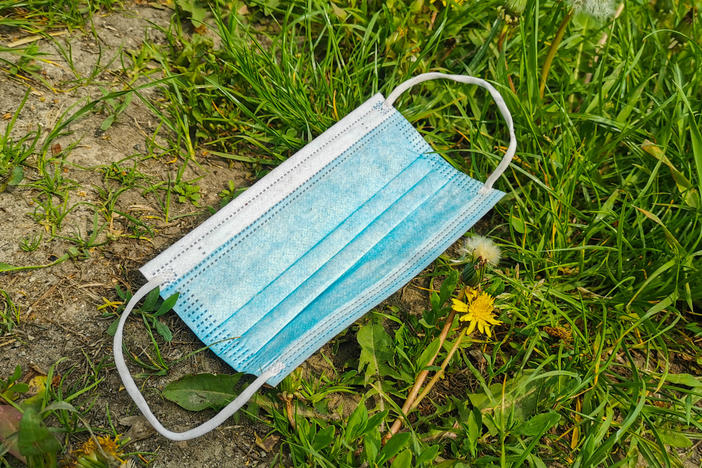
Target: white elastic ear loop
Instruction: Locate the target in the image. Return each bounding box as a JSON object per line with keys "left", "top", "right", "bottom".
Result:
{"left": 113, "top": 276, "right": 284, "bottom": 441}
{"left": 384, "top": 72, "right": 517, "bottom": 194}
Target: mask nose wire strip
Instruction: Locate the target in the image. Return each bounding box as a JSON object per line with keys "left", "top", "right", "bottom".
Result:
{"left": 383, "top": 72, "right": 516, "bottom": 194}
{"left": 113, "top": 276, "right": 285, "bottom": 441}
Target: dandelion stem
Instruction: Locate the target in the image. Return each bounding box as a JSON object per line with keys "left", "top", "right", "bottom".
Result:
{"left": 539, "top": 9, "right": 574, "bottom": 99}
{"left": 409, "top": 330, "right": 467, "bottom": 412}
{"left": 383, "top": 308, "right": 458, "bottom": 443}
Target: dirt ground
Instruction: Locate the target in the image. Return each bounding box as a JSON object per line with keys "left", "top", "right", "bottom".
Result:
{"left": 0, "top": 5, "right": 290, "bottom": 466}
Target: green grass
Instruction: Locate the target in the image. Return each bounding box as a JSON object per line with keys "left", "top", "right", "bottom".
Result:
{"left": 0, "top": 90, "right": 38, "bottom": 192}
{"left": 1, "top": 0, "right": 701, "bottom": 466}
{"left": 0, "top": 0, "right": 119, "bottom": 32}
{"left": 0, "top": 290, "right": 21, "bottom": 335}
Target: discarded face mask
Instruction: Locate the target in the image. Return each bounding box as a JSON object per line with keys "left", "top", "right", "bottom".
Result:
{"left": 114, "top": 72, "right": 516, "bottom": 441}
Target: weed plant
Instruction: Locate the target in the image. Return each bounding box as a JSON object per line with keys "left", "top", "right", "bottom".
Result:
{"left": 0, "top": 90, "right": 38, "bottom": 192}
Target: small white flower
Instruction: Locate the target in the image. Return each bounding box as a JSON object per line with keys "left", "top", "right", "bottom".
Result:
{"left": 460, "top": 235, "right": 502, "bottom": 265}
{"left": 567, "top": 0, "right": 616, "bottom": 20}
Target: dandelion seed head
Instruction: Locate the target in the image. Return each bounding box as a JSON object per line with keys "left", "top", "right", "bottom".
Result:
{"left": 505, "top": 0, "right": 527, "bottom": 15}
{"left": 567, "top": 0, "right": 616, "bottom": 20}
{"left": 461, "top": 235, "right": 501, "bottom": 265}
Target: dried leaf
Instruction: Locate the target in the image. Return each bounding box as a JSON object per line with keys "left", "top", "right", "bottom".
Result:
{"left": 0, "top": 405, "right": 25, "bottom": 463}
{"left": 254, "top": 432, "right": 279, "bottom": 452}
{"left": 119, "top": 415, "right": 155, "bottom": 441}
{"left": 17, "top": 407, "right": 60, "bottom": 458}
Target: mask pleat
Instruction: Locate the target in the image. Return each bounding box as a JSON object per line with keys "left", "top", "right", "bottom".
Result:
{"left": 215, "top": 157, "right": 454, "bottom": 366}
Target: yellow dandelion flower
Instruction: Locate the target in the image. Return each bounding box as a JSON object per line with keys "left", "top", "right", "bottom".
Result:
{"left": 96, "top": 435, "right": 122, "bottom": 461}
{"left": 454, "top": 292, "right": 502, "bottom": 338}
{"left": 464, "top": 286, "right": 479, "bottom": 303}
{"left": 431, "top": 0, "right": 466, "bottom": 6}
{"left": 69, "top": 435, "right": 124, "bottom": 467}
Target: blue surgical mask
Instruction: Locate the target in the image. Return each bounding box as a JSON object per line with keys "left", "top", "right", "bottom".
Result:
{"left": 114, "top": 73, "right": 516, "bottom": 440}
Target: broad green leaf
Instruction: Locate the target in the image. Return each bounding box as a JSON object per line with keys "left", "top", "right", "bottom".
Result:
{"left": 429, "top": 291, "right": 440, "bottom": 312}
{"left": 141, "top": 288, "right": 160, "bottom": 312}
{"left": 106, "top": 318, "right": 119, "bottom": 337}
{"left": 162, "top": 373, "right": 243, "bottom": 411}
{"left": 41, "top": 401, "right": 77, "bottom": 414}
{"left": 100, "top": 114, "right": 115, "bottom": 131}
{"left": 378, "top": 432, "right": 410, "bottom": 465}
{"left": 154, "top": 319, "right": 173, "bottom": 342}
{"left": 364, "top": 431, "right": 380, "bottom": 462}
{"left": 357, "top": 321, "right": 393, "bottom": 384}
{"left": 8, "top": 166, "right": 23, "bottom": 186}
{"left": 17, "top": 407, "right": 60, "bottom": 458}
{"left": 363, "top": 410, "right": 388, "bottom": 434}
{"left": 416, "top": 338, "right": 440, "bottom": 373}
{"left": 20, "top": 376, "right": 48, "bottom": 409}
{"left": 0, "top": 381, "right": 28, "bottom": 403}
{"left": 295, "top": 415, "right": 311, "bottom": 439}
{"left": 176, "top": 0, "right": 208, "bottom": 25}
{"left": 10, "top": 366, "right": 21, "bottom": 383}
{"left": 439, "top": 269, "right": 459, "bottom": 304}
{"left": 510, "top": 212, "right": 527, "bottom": 234}
{"left": 466, "top": 408, "right": 482, "bottom": 457}
{"left": 416, "top": 444, "right": 439, "bottom": 465}
{"left": 516, "top": 411, "right": 561, "bottom": 436}
{"left": 658, "top": 429, "right": 692, "bottom": 449}
{"left": 660, "top": 373, "right": 702, "bottom": 388}
{"left": 155, "top": 293, "right": 180, "bottom": 317}
{"left": 390, "top": 449, "right": 412, "bottom": 468}
{"left": 346, "top": 401, "right": 367, "bottom": 441}
{"left": 312, "top": 425, "right": 335, "bottom": 451}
